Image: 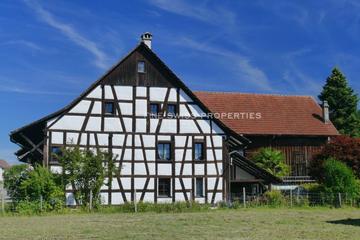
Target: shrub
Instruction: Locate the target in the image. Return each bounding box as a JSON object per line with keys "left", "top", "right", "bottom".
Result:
{"left": 310, "top": 136, "right": 360, "bottom": 180}
{"left": 3, "top": 164, "right": 30, "bottom": 203}
{"left": 252, "top": 148, "right": 290, "bottom": 177}
{"left": 262, "top": 190, "right": 286, "bottom": 207}
{"left": 322, "top": 158, "right": 359, "bottom": 200}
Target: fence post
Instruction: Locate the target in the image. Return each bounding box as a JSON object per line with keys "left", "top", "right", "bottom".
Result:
{"left": 89, "top": 190, "right": 93, "bottom": 211}
{"left": 242, "top": 187, "right": 246, "bottom": 208}
{"left": 296, "top": 187, "right": 300, "bottom": 204}
{"left": 134, "top": 188, "right": 137, "bottom": 213}
{"left": 338, "top": 193, "right": 342, "bottom": 208}
{"left": 290, "top": 189, "right": 293, "bottom": 207}
{"left": 0, "top": 182, "right": 4, "bottom": 215}
{"left": 40, "top": 195, "right": 43, "bottom": 212}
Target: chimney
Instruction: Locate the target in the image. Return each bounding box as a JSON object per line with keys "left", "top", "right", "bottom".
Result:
{"left": 322, "top": 100, "right": 330, "bottom": 123}
{"left": 141, "top": 32, "right": 152, "bottom": 49}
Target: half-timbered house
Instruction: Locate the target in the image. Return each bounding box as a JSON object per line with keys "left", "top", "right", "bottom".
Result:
{"left": 10, "top": 33, "right": 280, "bottom": 205}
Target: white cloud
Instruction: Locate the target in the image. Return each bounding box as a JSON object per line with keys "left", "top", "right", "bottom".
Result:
{"left": 148, "top": 0, "right": 236, "bottom": 27}
{"left": 172, "top": 37, "right": 272, "bottom": 91}
{"left": 0, "top": 40, "right": 43, "bottom": 51}
{"left": 24, "top": 0, "right": 109, "bottom": 69}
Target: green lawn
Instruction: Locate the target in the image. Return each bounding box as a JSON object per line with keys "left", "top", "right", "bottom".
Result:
{"left": 0, "top": 208, "right": 359, "bottom": 239}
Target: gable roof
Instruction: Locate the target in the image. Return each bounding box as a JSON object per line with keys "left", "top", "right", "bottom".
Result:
{"left": 0, "top": 159, "right": 10, "bottom": 169}
{"left": 195, "top": 91, "right": 339, "bottom": 136}
{"left": 10, "top": 43, "right": 249, "bottom": 162}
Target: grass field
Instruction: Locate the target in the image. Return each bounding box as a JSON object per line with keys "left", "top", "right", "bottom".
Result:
{"left": 0, "top": 208, "right": 359, "bottom": 240}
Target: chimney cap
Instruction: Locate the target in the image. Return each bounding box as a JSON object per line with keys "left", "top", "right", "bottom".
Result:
{"left": 141, "top": 32, "right": 152, "bottom": 40}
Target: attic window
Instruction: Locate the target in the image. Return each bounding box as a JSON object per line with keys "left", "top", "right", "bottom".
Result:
{"left": 104, "top": 102, "right": 115, "bottom": 115}
{"left": 137, "top": 61, "right": 145, "bottom": 73}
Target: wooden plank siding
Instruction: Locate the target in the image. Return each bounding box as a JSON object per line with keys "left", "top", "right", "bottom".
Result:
{"left": 244, "top": 136, "right": 328, "bottom": 176}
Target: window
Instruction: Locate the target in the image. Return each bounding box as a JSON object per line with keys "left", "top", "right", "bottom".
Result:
{"left": 167, "top": 104, "right": 177, "bottom": 118}
{"left": 158, "top": 178, "right": 171, "bottom": 197}
{"left": 104, "top": 102, "right": 115, "bottom": 115}
{"left": 157, "top": 142, "right": 171, "bottom": 161}
{"left": 196, "top": 178, "right": 204, "bottom": 197}
{"left": 137, "top": 61, "right": 145, "bottom": 73}
{"left": 150, "top": 103, "right": 160, "bottom": 118}
{"left": 194, "top": 142, "right": 204, "bottom": 161}
{"left": 51, "top": 146, "right": 62, "bottom": 161}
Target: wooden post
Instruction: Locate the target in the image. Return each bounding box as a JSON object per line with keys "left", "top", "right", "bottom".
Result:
{"left": 89, "top": 190, "right": 93, "bottom": 211}
{"left": 338, "top": 193, "right": 342, "bottom": 208}
{"left": 290, "top": 189, "right": 293, "bottom": 207}
{"left": 134, "top": 189, "right": 137, "bottom": 213}
{"left": 40, "top": 195, "right": 43, "bottom": 212}
{"left": 242, "top": 187, "right": 246, "bottom": 208}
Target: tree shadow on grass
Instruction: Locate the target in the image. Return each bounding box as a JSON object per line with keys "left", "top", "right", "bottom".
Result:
{"left": 327, "top": 219, "right": 360, "bottom": 227}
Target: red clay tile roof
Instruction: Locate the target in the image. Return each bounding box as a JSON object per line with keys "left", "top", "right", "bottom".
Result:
{"left": 0, "top": 159, "right": 10, "bottom": 169}
{"left": 195, "top": 91, "right": 339, "bottom": 136}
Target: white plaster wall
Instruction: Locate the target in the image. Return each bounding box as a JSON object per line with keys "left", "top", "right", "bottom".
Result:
{"left": 149, "top": 87, "right": 167, "bottom": 101}
{"left": 135, "top": 99, "right": 147, "bottom": 116}
{"left": 136, "top": 87, "right": 147, "bottom": 97}
{"left": 157, "top": 164, "right": 172, "bottom": 176}
{"left": 114, "top": 86, "right": 133, "bottom": 100}
{"left": 50, "top": 116, "right": 85, "bottom": 131}
{"left": 104, "top": 118, "right": 123, "bottom": 132}
{"left": 179, "top": 120, "right": 199, "bottom": 133}
{"left": 69, "top": 100, "right": 91, "bottom": 114}
{"left": 51, "top": 132, "right": 63, "bottom": 144}
{"left": 85, "top": 117, "right": 101, "bottom": 131}
{"left": 160, "top": 119, "right": 177, "bottom": 133}
{"left": 87, "top": 86, "right": 102, "bottom": 99}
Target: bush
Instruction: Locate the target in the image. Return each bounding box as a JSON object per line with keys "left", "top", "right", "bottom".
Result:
{"left": 322, "top": 158, "right": 359, "bottom": 200}
{"left": 262, "top": 190, "right": 286, "bottom": 207}
{"left": 252, "top": 148, "right": 290, "bottom": 177}
{"left": 4, "top": 165, "right": 64, "bottom": 211}
{"left": 310, "top": 136, "right": 360, "bottom": 180}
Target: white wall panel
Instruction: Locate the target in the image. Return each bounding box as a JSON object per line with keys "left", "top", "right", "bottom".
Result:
{"left": 197, "top": 120, "right": 211, "bottom": 134}
{"left": 135, "top": 99, "right": 147, "bottom": 116}
{"left": 123, "top": 118, "right": 133, "bottom": 132}
{"left": 136, "top": 119, "right": 146, "bottom": 133}
{"left": 175, "top": 193, "right": 186, "bottom": 202}
{"left": 126, "top": 135, "right": 132, "bottom": 146}
{"left": 119, "top": 102, "right": 133, "bottom": 115}
{"left": 180, "top": 120, "right": 199, "bottom": 133}
{"left": 134, "top": 149, "right": 144, "bottom": 161}
{"left": 86, "top": 117, "right": 101, "bottom": 131}
{"left": 182, "top": 164, "right": 192, "bottom": 175}
{"left": 175, "top": 136, "right": 187, "bottom": 147}
{"left": 104, "top": 85, "right": 114, "bottom": 99}
{"left": 157, "top": 164, "right": 172, "bottom": 176}
{"left": 195, "top": 164, "right": 205, "bottom": 175}
{"left": 123, "top": 149, "right": 132, "bottom": 160}
{"left": 136, "top": 87, "right": 147, "bottom": 97}
{"left": 121, "top": 177, "right": 131, "bottom": 189}
{"left": 188, "top": 104, "right": 205, "bottom": 117}
{"left": 179, "top": 105, "right": 191, "bottom": 117}
{"left": 175, "top": 163, "right": 182, "bottom": 175}
{"left": 168, "top": 88, "right": 177, "bottom": 102}
{"left": 160, "top": 119, "right": 177, "bottom": 133}
{"left": 87, "top": 86, "right": 102, "bottom": 99}
{"left": 158, "top": 135, "right": 171, "bottom": 141}
{"left": 114, "top": 86, "right": 133, "bottom": 100}
{"left": 79, "top": 133, "right": 87, "bottom": 145}
{"left": 97, "top": 133, "right": 108, "bottom": 146}
{"left": 150, "top": 119, "right": 159, "bottom": 133}
{"left": 150, "top": 87, "right": 167, "bottom": 101}
{"left": 51, "top": 132, "right": 63, "bottom": 144}
{"left": 69, "top": 100, "right": 91, "bottom": 114}
{"left": 148, "top": 163, "right": 156, "bottom": 175}
{"left": 104, "top": 118, "right": 122, "bottom": 132}
{"left": 179, "top": 90, "right": 192, "bottom": 102}
{"left": 183, "top": 178, "right": 192, "bottom": 189}
{"left": 111, "top": 192, "right": 123, "bottom": 205}
{"left": 101, "top": 193, "right": 108, "bottom": 205}
{"left": 143, "top": 192, "right": 154, "bottom": 202}
{"left": 66, "top": 132, "right": 79, "bottom": 144}
{"left": 207, "top": 164, "right": 217, "bottom": 175}
{"left": 134, "top": 163, "right": 147, "bottom": 175}
{"left": 121, "top": 162, "right": 132, "bottom": 175}
{"left": 112, "top": 149, "right": 122, "bottom": 160}
{"left": 145, "top": 150, "right": 155, "bottom": 161}
{"left": 51, "top": 116, "right": 85, "bottom": 131}
{"left": 175, "top": 150, "right": 184, "bottom": 162}
{"left": 134, "top": 178, "right": 147, "bottom": 190}
{"left": 143, "top": 135, "right": 155, "bottom": 147}
{"left": 92, "top": 101, "right": 102, "bottom": 114}
{"left": 111, "top": 179, "right": 120, "bottom": 190}
{"left": 113, "top": 134, "right": 125, "bottom": 146}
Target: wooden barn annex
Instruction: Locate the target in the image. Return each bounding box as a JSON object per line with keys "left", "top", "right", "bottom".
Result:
{"left": 10, "top": 33, "right": 337, "bottom": 205}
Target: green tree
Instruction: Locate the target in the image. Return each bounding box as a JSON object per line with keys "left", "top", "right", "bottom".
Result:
{"left": 58, "top": 147, "right": 117, "bottom": 208}
{"left": 3, "top": 164, "right": 29, "bottom": 202}
{"left": 251, "top": 148, "right": 290, "bottom": 177}
{"left": 319, "top": 67, "right": 360, "bottom": 136}
{"left": 321, "top": 158, "right": 359, "bottom": 199}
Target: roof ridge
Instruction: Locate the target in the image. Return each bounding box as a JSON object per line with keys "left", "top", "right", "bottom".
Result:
{"left": 194, "top": 90, "right": 314, "bottom": 98}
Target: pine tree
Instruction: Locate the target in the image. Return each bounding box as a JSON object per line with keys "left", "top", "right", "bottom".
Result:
{"left": 319, "top": 68, "right": 360, "bottom": 136}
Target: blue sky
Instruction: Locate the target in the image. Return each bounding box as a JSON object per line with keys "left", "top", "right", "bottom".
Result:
{"left": 1, "top": 0, "right": 360, "bottom": 164}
